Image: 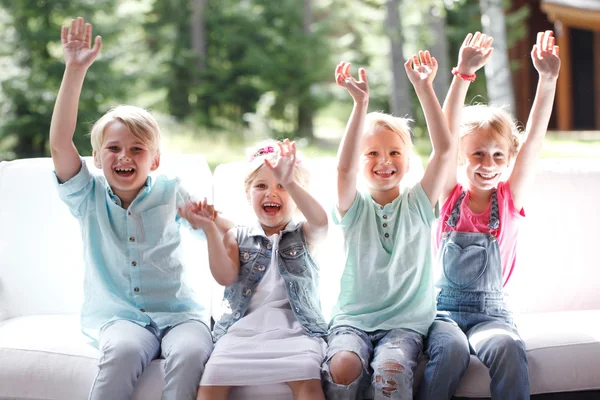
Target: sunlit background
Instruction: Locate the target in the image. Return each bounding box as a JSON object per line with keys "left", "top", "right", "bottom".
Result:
{"left": 1, "top": 0, "right": 598, "bottom": 170}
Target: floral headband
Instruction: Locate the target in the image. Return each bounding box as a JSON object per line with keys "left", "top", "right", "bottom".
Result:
{"left": 248, "top": 144, "right": 302, "bottom": 165}
{"left": 248, "top": 145, "right": 275, "bottom": 162}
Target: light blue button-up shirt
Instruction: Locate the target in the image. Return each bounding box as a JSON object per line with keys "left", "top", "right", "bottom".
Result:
{"left": 55, "top": 159, "right": 209, "bottom": 340}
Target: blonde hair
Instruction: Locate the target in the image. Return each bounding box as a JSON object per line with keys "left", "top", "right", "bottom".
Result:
{"left": 460, "top": 105, "right": 521, "bottom": 160}
{"left": 90, "top": 105, "right": 161, "bottom": 153}
{"left": 244, "top": 139, "right": 311, "bottom": 194}
{"left": 363, "top": 112, "right": 413, "bottom": 150}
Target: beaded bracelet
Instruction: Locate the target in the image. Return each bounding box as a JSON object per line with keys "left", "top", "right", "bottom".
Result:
{"left": 451, "top": 67, "right": 476, "bottom": 82}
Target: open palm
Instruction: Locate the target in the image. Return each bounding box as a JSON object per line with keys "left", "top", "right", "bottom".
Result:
{"left": 457, "top": 32, "right": 494, "bottom": 75}
{"left": 335, "top": 61, "right": 369, "bottom": 103}
{"left": 405, "top": 50, "right": 438, "bottom": 88}
{"left": 265, "top": 139, "right": 296, "bottom": 187}
{"left": 531, "top": 31, "right": 560, "bottom": 80}
{"left": 61, "top": 17, "right": 102, "bottom": 70}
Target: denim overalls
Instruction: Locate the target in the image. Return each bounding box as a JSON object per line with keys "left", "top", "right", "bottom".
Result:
{"left": 213, "top": 222, "right": 328, "bottom": 342}
{"left": 418, "top": 190, "right": 530, "bottom": 400}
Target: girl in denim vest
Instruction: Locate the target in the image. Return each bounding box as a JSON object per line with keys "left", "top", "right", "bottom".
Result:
{"left": 417, "top": 31, "right": 561, "bottom": 400}
{"left": 180, "top": 139, "right": 329, "bottom": 400}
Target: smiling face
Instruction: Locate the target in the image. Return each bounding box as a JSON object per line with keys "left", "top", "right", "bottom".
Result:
{"left": 461, "top": 127, "right": 512, "bottom": 192}
{"left": 246, "top": 165, "right": 297, "bottom": 236}
{"left": 93, "top": 120, "right": 160, "bottom": 205}
{"left": 360, "top": 126, "right": 410, "bottom": 202}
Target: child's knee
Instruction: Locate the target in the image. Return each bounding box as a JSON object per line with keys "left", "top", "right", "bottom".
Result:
{"left": 328, "top": 351, "right": 363, "bottom": 385}
{"left": 373, "top": 360, "right": 413, "bottom": 398}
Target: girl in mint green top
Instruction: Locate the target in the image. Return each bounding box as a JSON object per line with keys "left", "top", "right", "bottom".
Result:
{"left": 322, "top": 53, "right": 453, "bottom": 400}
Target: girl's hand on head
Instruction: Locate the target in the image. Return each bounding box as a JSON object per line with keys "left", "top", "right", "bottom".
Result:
{"left": 61, "top": 17, "right": 102, "bottom": 70}
{"left": 335, "top": 61, "right": 369, "bottom": 104}
{"left": 404, "top": 50, "right": 438, "bottom": 88}
{"left": 531, "top": 30, "right": 560, "bottom": 80}
{"left": 456, "top": 32, "right": 494, "bottom": 76}
{"left": 264, "top": 139, "right": 296, "bottom": 187}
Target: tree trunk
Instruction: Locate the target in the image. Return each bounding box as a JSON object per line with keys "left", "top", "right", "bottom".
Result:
{"left": 479, "top": 0, "right": 515, "bottom": 114}
{"left": 385, "top": 0, "right": 413, "bottom": 128}
{"left": 427, "top": 4, "right": 450, "bottom": 103}
{"left": 298, "top": 0, "right": 314, "bottom": 139}
{"left": 191, "top": 0, "right": 207, "bottom": 70}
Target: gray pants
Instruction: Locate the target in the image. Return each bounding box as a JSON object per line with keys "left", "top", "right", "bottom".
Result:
{"left": 322, "top": 325, "right": 423, "bottom": 400}
{"left": 88, "top": 319, "right": 213, "bottom": 400}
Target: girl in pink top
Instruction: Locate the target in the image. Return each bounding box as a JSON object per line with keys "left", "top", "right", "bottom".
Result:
{"left": 417, "top": 31, "right": 561, "bottom": 400}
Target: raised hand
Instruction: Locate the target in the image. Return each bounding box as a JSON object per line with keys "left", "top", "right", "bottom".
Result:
{"left": 178, "top": 199, "right": 217, "bottom": 231}
{"left": 404, "top": 50, "right": 438, "bottom": 88}
{"left": 61, "top": 17, "right": 102, "bottom": 70}
{"left": 531, "top": 30, "right": 560, "bottom": 80}
{"left": 264, "top": 139, "right": 296, "bottom": 187}
{"left": 335, "top": 61, "right": 369, "bottom": 104}
{"left": 456, "top": 32, "right": 494, "bottom": 76}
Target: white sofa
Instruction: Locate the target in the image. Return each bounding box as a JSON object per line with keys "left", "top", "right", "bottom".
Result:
{"left": 1, "top": 154, "right": 599, "bottom": 400}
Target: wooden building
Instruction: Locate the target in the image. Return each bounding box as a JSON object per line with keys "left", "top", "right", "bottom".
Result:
{"left": 510, "top": 0, "right": 600, "bottom": 131}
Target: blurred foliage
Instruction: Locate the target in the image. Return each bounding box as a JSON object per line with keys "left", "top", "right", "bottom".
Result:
{"left": 0, "top": 0, "right": 531, "bottom": 160}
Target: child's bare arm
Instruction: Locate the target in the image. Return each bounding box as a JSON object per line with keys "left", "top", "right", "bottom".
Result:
{"left": 50, "top": 17, "right": 102, "bottom": 183}
{"left": 334, "top": 62, "right": 369, "bottom": 216}
{"left": 404, "top": 51, "right": 452, "bottom": 207}
{"left": 265, "top": 140, "right": 328, "bottom": 247}
{"left": 179, "top": 201, "right": 240, "bottom": 285}
{"left": 441, "top": 32, "right": 494, "bottom": 204}
{"left": 509, "top": 31, "right": 560, "bottom": 210}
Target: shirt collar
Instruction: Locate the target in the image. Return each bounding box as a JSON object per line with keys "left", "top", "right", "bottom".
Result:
{"left": 106, "top": 176, "right": 153, "bottom": 203}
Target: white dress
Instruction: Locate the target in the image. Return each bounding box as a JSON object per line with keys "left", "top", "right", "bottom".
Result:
{"left": 201, "top": 233, "right": 326, "bottom": 386}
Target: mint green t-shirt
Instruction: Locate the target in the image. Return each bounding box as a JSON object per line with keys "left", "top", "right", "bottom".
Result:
{"left": 331, "top": 183, "right": 438, "bottom": 335}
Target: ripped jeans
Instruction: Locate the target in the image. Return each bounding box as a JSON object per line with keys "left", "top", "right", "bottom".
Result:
{"left": 322, "top": 325, "right": 423, "bottom": 400}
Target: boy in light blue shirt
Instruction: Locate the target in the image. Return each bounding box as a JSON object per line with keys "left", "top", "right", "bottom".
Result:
{"left": 322, "top": 54, "right": 453, "bottom": 400}
{"left": 50, "top": 17, "right": 229, "bottom": 400}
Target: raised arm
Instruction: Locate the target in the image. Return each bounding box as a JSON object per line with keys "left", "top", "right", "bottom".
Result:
{"left": 509, "top": 30, "right": 560, "bottom": 210}
{"left": 404, "top": 50, "right": 452, "bottom": 207}
{"left": 178, "top": 202, "right": 240, "bottom": 286}
{"left": 50, "top": 17, "right": 102, "bottom": 183}
{"left": 441, "top": 32, "right": 494, "bottom": 204}
{"left": 265, "top": 140, "right": 328, "bottom": 249}
{"left": 334, "top": 62, "right": 369, "bottom": 215}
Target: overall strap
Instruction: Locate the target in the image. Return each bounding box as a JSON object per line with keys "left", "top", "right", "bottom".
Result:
{"left": 446, "top": 189, "right": 499, "bottom": 230}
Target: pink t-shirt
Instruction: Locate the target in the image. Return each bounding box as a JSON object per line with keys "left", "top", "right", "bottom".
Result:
{"left": 434, "top": 182, "right": 525, "bottom": 287}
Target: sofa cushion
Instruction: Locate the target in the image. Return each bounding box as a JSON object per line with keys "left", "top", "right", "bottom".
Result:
{"left": 2, "top": 311, "right": 599, "bottom": 399}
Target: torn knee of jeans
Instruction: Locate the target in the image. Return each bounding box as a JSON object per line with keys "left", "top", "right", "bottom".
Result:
{"left": 374, "top": 361, "right": 405, "bottom": 398}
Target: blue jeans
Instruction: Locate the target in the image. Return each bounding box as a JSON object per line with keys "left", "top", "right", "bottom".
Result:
{"left": 417, "top": 311, "right": 529, "bottom": 400}
{"left": 322, "top": 325, "right": 422, "bottom": 400}
{"left": 88, "top": 319, "right": 213, "bottom": 400}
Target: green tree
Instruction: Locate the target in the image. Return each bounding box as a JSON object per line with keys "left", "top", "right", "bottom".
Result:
{"left": 0, "top": 0, "right": 133, "bottom": 159}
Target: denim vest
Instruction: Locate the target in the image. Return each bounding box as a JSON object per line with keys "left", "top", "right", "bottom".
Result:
{"left": 213, "top": 221, "right": 328, "bottom": 342}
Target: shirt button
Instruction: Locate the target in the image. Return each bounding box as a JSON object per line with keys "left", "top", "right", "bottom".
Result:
{"left": 128, "top": 211, "right": 131, "bottom": 216}
{"left": 383, "top": 215, "right": 388, "bottom": 219}
{"left": 134, "top": 287, "right": 140, "bottom": 292}
{"left": 234, "top": 312, "right": 241, "bottom": 319}
{"left": 267, "top": 243, "right": 272, "bottom": 249}
{"left": 290, "top": 248, "right": 296, "bottom": 256}
{"left": 114, "top": 200, "right": 118, "bottom": 205}
{"left": 295, "top": 307, "right": 300, "bottom": 312}
{"left": 243, "top": 288, "right": 251, "bottom": 295}
{"left": 131, "top": 261, "right": 137, "bottom": 267}
{"left": 384, "top": 233, "right": 390, "bottom": 238}
{"left": 140, "top": 308, "right": 146, "bottom": 312}
{"left": 383, "top": 223, "right": 387, "bottom": 228}
{"left": 258, "top": 265, "right": 265, "bottom": 271}
{"left": 129, "top": 236, "right": 135, "bottom": 242}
